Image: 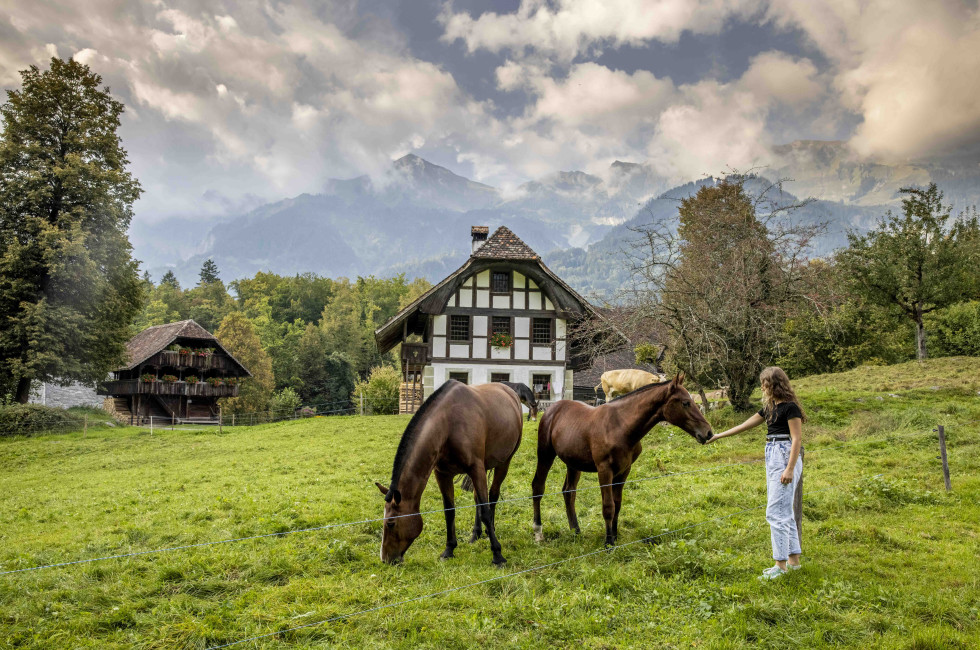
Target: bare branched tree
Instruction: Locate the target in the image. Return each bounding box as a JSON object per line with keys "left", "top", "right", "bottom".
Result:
{"left": 623, "top": 173, "right": 826, "bottom": 411}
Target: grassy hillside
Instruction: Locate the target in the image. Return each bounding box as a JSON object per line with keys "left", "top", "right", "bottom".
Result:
{"left": 1, "top": 358, "right": 978, "bottom": 648}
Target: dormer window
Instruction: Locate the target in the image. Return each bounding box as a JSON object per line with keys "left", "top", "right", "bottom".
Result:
{"left": 491, "top": 271, "right": 510, "bottom": 294}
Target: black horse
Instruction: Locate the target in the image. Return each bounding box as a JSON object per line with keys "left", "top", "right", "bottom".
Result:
{"left": 501, "top": 382, "right": 540, "bottom": 421}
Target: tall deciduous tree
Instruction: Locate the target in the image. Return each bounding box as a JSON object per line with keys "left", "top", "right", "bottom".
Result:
{"left": 0, "top": 58, "right": 143, "bottom": 402}
{"left": 215, "top": 312, "right": 274, "bottom": 414}
{"left": 838, "top": 184, "right": 980, "bottom": 360}
{"left": 629, "top": 176, "right": 822, "bottom": 410}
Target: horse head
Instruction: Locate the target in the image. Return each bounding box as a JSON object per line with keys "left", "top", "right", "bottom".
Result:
{"left": 375, "top": 482, "right": 423, "bottom": 564}
{"left": 660, "top": 373, "right": 713, "bottom": 444}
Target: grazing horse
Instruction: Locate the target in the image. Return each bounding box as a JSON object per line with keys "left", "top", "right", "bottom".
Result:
{"left": 501, "top": 381, "right": 540, "bottom": 421}
{"left": 532, "top": 373, "right": 712, "bottom": 547}
{"left": 375, "top": 380, "right": 522, "bottom": 566}
{"left": 594, "top": 369, "right": 665, "bottom": 402}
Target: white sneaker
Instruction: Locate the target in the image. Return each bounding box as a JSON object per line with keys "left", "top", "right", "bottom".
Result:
{"left": 759, "top": 566, "right": 787, "bottom": 580}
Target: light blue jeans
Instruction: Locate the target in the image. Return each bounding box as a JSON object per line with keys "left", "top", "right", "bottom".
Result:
{"left": 765, "top": 441, "right": 803, "bottom": 561}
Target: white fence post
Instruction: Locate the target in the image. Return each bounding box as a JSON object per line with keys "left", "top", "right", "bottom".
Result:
{"left": 360, "top": 392, "right": 364, "bottom": 416}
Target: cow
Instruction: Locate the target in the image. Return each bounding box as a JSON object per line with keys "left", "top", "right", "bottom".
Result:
{"left": 594, "top": 369, "right": 666, "bottom": 402}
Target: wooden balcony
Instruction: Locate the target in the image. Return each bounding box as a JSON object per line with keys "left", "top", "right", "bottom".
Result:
{"left": 146, "top": 351, "right": 239, "bottom": 372}
{"left": 401, "top": 342, "right": 429, "bottom": 367}
{"left": 98, "top": 379, "right": 240, "bottom": 398}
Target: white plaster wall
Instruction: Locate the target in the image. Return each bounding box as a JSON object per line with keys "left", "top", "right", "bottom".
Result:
{"left": 529, "top": 292, "right": 541, "bottom": 309}
{"left": 433, "top": 336, "right": 446, "bottom": 357}
{"left": 556, "top": 319, "right": 566, "bottom": 338}
{"left": 532, "top": 346, "right": 552, "bottom": 361}
{"left": 514, "top": 339, "right": 530, "bottom": 358}
{"left": 514, "top": 272, "right": 525, "bottom": 288}
{"left": 515, "top": 317, "right": 530, "bottom": 337}
{"left": 472, "top": 338, "right": 487, "bottom": 359}
{"left": 434, "top": 315, "right": 447, "bottom": 335}
{"left": 473, "top": 316, "right": 488, "bottom": 336}
{"left": 476, "top": 291, "right": 489, "bottom": 308}
{"left": 431, "top": 363, "right": 565, "bottom": 400}
{"left": 450, "top": 344, "right": 469, "bottom": 357}
{"left": 476, "top": 270, "right": 490, "bottom": 287}
{"left": 544, "top": 297, "right": 554, "bottom": 311}
{"left": 459, "top": 289, "right": 472, "bottom": 308}
{"left": 492, "top": 295, "right": 510, "bottom": 309}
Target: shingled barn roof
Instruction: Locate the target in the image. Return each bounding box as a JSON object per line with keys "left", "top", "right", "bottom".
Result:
{"left": 117, "top": 319, "right": 251, "bottom": 375}
{"left": 472, "top": 226, "right": 539, "bottom": 260}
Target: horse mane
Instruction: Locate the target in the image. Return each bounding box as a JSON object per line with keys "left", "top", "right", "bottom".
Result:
{"left": 387, "top": 379, "right": 458, "bottom": 499}
{"left": 609, "top": 379, "right": 672, "bottom": 403}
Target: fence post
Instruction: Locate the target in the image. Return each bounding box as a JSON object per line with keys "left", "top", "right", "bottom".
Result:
{"left": 360, "top": 392, "right": 364, "bottom": 416}
{"left": 219, "top": 407, "right": 223, "bottom": 435}
{"left": 936, "top": 425, "right": 951, "bottom": 492}
{"left": 232, "top": 413, "right": 235, "bottom": 427}
{"left": 83, "top": 415, "right": 87, "bottom": 438}
{"left": 250, "top": 413, "right": 254, "bottom": 427}
{"left": 149, "top": 415, "right": 153, "bottom": 436}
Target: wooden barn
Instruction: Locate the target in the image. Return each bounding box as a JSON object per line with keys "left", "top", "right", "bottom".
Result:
{"left": 98, "top": 320, "right": 251, "bottom": 424}
{"left": 375, "top": 226, "right": 603, "bottom": 414}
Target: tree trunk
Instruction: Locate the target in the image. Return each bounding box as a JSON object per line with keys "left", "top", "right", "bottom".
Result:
{"left": 915, "top": 308, "right": 928, "bottom": 360}
{"left": 697, "top": 386, "right": 710, "bottom": 412}
{"left": 727, "top": 378, "right": 754, "bottom": 412}
{"left": 15, "top": 377, "right": 32, "bottom": 404}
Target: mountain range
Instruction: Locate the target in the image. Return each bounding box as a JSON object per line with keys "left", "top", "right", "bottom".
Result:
{"left": 132, "top": 141, "right": 980, "bottom": 298}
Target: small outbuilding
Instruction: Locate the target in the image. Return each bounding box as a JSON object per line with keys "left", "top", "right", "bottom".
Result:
{"left": 98, "top": 320, "right": 251, "bottom": 424}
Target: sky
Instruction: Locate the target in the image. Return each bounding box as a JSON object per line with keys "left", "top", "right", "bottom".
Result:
{"left": 2, "top": 0, "right": 979, "bottom": 223}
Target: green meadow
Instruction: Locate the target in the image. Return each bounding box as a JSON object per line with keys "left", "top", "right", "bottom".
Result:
{"left": 1, "top": 358, "right": 978, "bottom": 649}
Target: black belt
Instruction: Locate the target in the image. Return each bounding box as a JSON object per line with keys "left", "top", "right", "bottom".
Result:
{"left": 766, "top": 437, "right": 790, "bottom": 442}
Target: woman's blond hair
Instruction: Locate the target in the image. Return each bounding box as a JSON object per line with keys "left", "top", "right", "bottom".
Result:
{"left": 760, "top": 366, "right": 806, "bottom": 423}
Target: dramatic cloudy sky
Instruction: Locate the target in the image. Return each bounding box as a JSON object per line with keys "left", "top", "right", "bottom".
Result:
{"left": 2, "top": 0, "right": 979, "bottom": 222}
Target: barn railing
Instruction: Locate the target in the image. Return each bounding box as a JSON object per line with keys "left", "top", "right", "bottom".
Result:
{"left": 98, "top": 380, "right": 240, "bottom": 398}
{"left": 147, "top": 351, "right": 238, "bottom": 372}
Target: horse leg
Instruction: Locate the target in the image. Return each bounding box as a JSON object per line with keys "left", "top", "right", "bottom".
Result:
{"left": 597, "top": 465, "right": 617, "bottom": 547}
{"left": 611, "top": 465, "right": 631, "bottom": 542}
{"left": 435, "top": 470, "right": 457, "bottom": 560}
{"left": 469, "top": 475, "right": 484, "bottom": 542}
{"left": 562, "top": 468, "right": 582, "bottom": 534}
{"left": 488, "top": 464, "right": 510, "bottom": 531}
{"left": 469, "top": 464, "right": 506, "bottom": 566}
{"left": 531, "top": 447, "right": 557, "bottom": 543}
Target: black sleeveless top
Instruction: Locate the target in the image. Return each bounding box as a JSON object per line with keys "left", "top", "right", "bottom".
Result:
{"left": 757, "top": 401, "right": 803, "bottom": 442}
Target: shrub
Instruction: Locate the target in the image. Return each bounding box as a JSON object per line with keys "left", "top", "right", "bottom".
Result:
{"left": 925, "top": 301, "right": 980, "bottom": 357}
{"left": 0, "top": 404, "right": 80, "bottom": 437}
{"left": 351, "top": 366, "right": 401, "bottom": 415}
{"left": 206, "top": 377, "right": 223, "bottom": 387}
{"left": 185, "top": 376, "right": 199, "bottom": 384}
{"left": 270, "top": 388, "right": 302, "bottom": 415}
{"left": 161, "top": 375, "right": 178, "bottom": 383}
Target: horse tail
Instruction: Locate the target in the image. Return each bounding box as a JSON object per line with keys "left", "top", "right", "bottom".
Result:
{"left": 458, "top": 469, "right": 494, "bottom": 493}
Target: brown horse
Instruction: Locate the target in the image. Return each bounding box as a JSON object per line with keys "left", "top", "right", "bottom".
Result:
{"left": 531, "top": 373, "right": 712, "bottom": 547}
{"left": 375, "top": 380, "right": 522, "bottom": 566}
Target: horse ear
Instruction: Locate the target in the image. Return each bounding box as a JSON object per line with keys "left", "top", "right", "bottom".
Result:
{"left": 671, "top": 372, "right": 685, "bottom": 388}
{"left": 375, "top": 481, "right": 389, "bottom": 496}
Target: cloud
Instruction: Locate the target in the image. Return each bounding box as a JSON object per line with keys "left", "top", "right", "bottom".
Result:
{"left": 0, "top": 0, "right": 493, "bottom": 219}
{"left": 442, "top": 0, "right": 765, "bottom": 61}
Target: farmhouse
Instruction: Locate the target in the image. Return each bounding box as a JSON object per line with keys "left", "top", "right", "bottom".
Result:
{"left": 98, "top": 319, "right": 251, "bottom": 424}
{"left": 375, "top": 226, "right": 602, "bottom": 413}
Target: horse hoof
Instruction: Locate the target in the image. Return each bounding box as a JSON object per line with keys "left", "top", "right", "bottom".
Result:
{"left": 493, "top": 557, "right": 507, "bottom": 567}
{"left": 469, "top": 534, "right": 481, "bottom": 543}
{"left": 440, "top": 550, "right": 455, "bottom": 560}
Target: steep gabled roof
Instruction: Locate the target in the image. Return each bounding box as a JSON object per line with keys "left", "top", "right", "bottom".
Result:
{"left": 118, "top": 319, "right": 251, "bottom": 375}
{"left": 472, "top": 226, "right": 539, "bottom": 260}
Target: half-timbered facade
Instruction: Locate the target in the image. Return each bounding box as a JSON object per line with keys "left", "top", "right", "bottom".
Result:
{"left": 376, "top": 226, "right": 600, "bottom": 413}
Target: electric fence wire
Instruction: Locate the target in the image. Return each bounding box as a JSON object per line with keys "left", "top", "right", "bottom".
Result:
{"left": 0, "top": 427, "right": 937, "bottom": 578}
{"left": 204, "top": 474, "right": 884, "bottom": 649}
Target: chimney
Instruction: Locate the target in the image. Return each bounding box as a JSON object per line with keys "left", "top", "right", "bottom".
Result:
{"left": 471, "top": 226, "right": 489, "bottom": 253}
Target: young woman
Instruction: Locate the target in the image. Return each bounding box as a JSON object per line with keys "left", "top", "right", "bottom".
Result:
{"left": 707, "top": 366, "right": 805, "bottom": 579}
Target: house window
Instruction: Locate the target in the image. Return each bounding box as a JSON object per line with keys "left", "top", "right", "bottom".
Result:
{"left": 532, "top": 318, "right": 552, "bottom": 345}
{"left": 532, "top": 374, "right": 552, "bottom": 399}
{"left": 490, "top": 372, "right": 510, "bottom": 383}
{"left": 449, "top": 315, "right": 470, "bottom": 342}
{"left": 491, "top": 316, "right": 511, "bottom": 336}
{"left": 449, "top": 372, "right": 469, "bottom": 385}
{"left": 491, "top": 271, "right": 510, "bottom": 293}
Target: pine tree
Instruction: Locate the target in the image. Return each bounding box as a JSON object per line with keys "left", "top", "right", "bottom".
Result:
{"left": 0, "top": 58, "right": 143, "bottom": 402}
{"left": 160, "top": 270, "right": 180, "bottom": 289}
{"left": 199, "top": 259, "right": 220, "bottom": 285}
